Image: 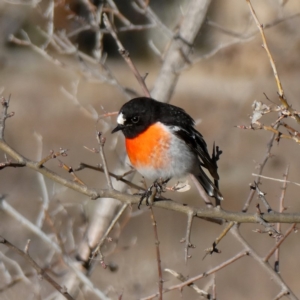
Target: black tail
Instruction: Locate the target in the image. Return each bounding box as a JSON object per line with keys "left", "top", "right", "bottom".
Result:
{"left": 195, "top": 167, "right": 223, "bottom": 202}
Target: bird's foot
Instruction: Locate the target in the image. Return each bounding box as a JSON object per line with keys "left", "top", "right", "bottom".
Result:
{"left": 136, "top": 178, "right": 170, "bottom": 209}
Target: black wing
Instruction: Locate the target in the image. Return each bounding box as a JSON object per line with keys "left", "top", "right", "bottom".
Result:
{"left": 172, "top": 126, "right": 220, "bottom": 181}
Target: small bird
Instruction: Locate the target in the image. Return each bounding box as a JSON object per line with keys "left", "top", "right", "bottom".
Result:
{"left": 112, "top": 97, "right": 223, "bottom": 205}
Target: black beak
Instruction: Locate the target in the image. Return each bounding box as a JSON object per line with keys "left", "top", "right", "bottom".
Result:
{"left": 111, "top": 124, "right": 124, "bottom": 134}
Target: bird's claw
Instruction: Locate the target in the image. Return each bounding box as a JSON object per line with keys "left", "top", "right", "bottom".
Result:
{"left": 136, "top": 178, "right": 170, "bottom": 209}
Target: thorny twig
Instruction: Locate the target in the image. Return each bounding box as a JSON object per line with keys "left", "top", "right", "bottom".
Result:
{"left": 242, "top": 128, "right": 278, "bottom": 212}
{"left": 140, "top": 250, "right": 249, "bottom": 299}
{"left": 246, "top": 0, "right": 300, "bottom": 123}
{"left": 231, "top": 225, "right": 298, "bottom": 299}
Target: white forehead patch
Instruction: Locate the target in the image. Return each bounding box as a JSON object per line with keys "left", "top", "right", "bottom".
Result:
{"left": 117, "top": 112, "right": 126, "bottom": 125}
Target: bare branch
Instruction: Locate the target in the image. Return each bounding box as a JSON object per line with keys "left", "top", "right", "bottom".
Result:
{"left": 252, "top": 173, "right": 300, "bottom": 187}
{"left": 90, "top": 202, "right": 129, "bottom": 265}
{"left": 0, "top": 236, "right": 75, "bottom": 300}
{"left": 164, "top": 268, "right": 209, "bottom": 298}
{"left": 103, "top": 13, "right": 151, "bottom": 97}
{"left": 152, "top": 0, "right": 212, "bottom": 102}
{"left": 231, "top": 225, "right": 298, "bottom": 299}
{"left": 141, "top": 250, "right": 248, "bottom": 299}
{"left": 97, "top": 132, "right": 113, "bottom": 189}
{"left": 149, "top": 207, "right": 163, "bottom": 300}
{"left": 246, "top": 0, "right": 300, "bottom": 123}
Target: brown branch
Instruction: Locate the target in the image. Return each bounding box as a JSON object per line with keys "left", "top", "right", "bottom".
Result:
{"left": 246, "top": 1, "right": 284, "bottom": 100}
{"left": 2, "top": 133, "right": 300, "bottom": 223}
{"left": 251, "top": 173, "right": 300, "bottom": 188}
{"left": 252, "top": 181, "right": 273, "bottom": 213}
{"left": 0, "top": 236, "right": 75, "bottom": 300}
{"left": 239, "top": 123, "right": 300, "bottom": 144}
{"left": 0, "top": 160, "right": 25, "bottom": 170}
{"left": 149, "top": 207, "right": 163, "bottom": 300}
{"left": 75, "top": 163, "right": 142, "bottom": 191}
{"left": 183, "top": 211, "right": 195, "bottom": 262}
{"left": 204, "top": 221, "right": 235, "bottom": 258}
{"left": 37, "top": 148, "right": 68, "bottom": 167}
{"left": 263, "top": 223, "right": 296, "bottom": 263}
{"left": 1, "top": 99, "right": 300, "bottom": 228}
{"left": 231, "top": 225, "right": 298, "bottom": 300}
{"left": 151, "top": 0, "right": 212, "bottom": 102}
{"left": 246, "top": 0, "right": 300, "bottom": 123}
{"left": 133, "top": 0, "right": 173, "bottom": 38}
{"left": 0, "top": 96, "right": 14, "bottom": 140}
{"left": 273, "top": 290, "right": 290, "bottom": 300}
{"left": 9, "top": 33, "right": 65, "bottom": 68}
{"left": 141, "top": 250, "right": 248, "bottom": 299}
{"left": 102, "top": 13, "right": 151, "bottom": 97}
{"left": 59, "top": 161, "right": 86, "bottom": 186}
{"left": 242, "top": 128, "right": 278, "bottom": 212}
{"left": 90, "top": 202, "right": 129, "bottom": 267}
{"left": 275, "top": 165, "right": 289, "bottom": 272}
{"left": 97, "top": 132, "right": 113, "bottom": 189}
{"left": 164, "top": 268, "right": 210, "bottom": 298}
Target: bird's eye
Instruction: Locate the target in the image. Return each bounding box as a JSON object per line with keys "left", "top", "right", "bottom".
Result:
{"left": 131, "top": 116, "right": 140, "bottom": 123}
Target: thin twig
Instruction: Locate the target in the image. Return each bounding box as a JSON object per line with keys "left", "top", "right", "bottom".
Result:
{"left": 140, "top": 250, "right": 248, "bottom": 299}
{"left": 212, "top": 274, "right": 216, "bottom": 300}
{"left": 149, "top": 206, "right": 163, "bottom": 300}
{"left": 246, "top": 0, "right": 300, "bottom": 123}
{"left": 263, "top": 223, "right": 296, "bottom": 263}
{"left": 102, "top": 13, "right": 151, "bottom": 97}
{"left": 0, "top": 197, "right": 61, "bottom": 253}
{"left": 184, "top": 211, "right": 194, "bottom": 262}
{"left": 0, "top": 96, "right": 13, "bottom": 140}
{"left": 253, "top": 181, "right": 273, "bottom": 213}
{"left": 90, "top": 202, "right": 129, "bottom": 266}
{"left": 42, "top": 0, "right": 54, "bottom": 49}
{"left": 274, "top": 165, "right": 289, "bottom": 272}
{"left": 239, "top": 123, "right": 300, "bottom": 144}
{"left": 231, "top": 225, "right": 297, "bottom": 299}
{"left": 164, "top": 268, "right": 210, "bottom": 298}
{"left": 204, "top": 221, "right": 234, "bottom": 258}
{"left": 34, "top": 132, "right": 50, "bottom": 228}
{"left": 75, "top": 163, "right": 142, "bottom": 191}
{"left": 97, "top": 132, "right": 113, "bottom": 189}
{"left": 0, "top": 236, "right": 75, "bottom": 300}
{"left": 242, "top": 128, "right": 278, "bottom": 212}
{"left": 37, "top": 148, "right": 68, "bottom": 167}
{"left": 252, "top": 173, "right": 300, "bottom": 187}
{"left": 59, "top": 161, "right": 86, "bottom": 186}
{"left": 273, "top": 290, "right": 290, "bottom": 300}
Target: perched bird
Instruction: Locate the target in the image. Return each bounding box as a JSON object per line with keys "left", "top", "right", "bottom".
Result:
{"left": 112, "top": 97, "right": 223, "bottom": 205}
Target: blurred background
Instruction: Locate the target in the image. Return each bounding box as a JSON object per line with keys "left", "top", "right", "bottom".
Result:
{"left": 1, "top": 0, "right": 300, "bottom": 299}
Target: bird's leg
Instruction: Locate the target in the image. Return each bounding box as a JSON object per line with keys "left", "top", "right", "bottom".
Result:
{"left": 153, "top": 178, "right": 170, "bottom": 197}
{"left": 137, "top": 178, "right": 171, "bottom": 209}
{"left": 137, "top": 184, "right": 155, "bottom": 209}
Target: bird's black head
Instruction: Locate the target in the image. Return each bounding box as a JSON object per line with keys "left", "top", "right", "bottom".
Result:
{"left": 112, "top": 97, "right": 157, "bottom": 138}
{"left": 112, "top": 97, "right": 195, "bottom": 138}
